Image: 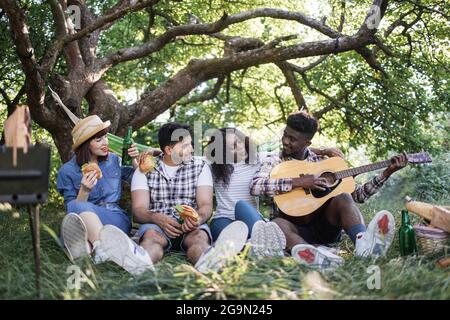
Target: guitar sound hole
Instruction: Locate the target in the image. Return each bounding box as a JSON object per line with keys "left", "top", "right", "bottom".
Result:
{"left": 320, "top": 171, "right": 337, "bottom": 187}
{"left": 311, "top": 172, "right": 341, "bottom": 198}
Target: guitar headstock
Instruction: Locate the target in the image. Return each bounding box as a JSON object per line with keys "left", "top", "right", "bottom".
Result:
{"left": 407, "top": 152, "right": 432, "bottom": 164}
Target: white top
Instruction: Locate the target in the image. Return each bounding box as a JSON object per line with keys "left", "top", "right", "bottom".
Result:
{"left": 131, "top": 161, "right": 213, "bottom": 191}
{"left": 212, "top": 162, "right": 262, "bottom": 220}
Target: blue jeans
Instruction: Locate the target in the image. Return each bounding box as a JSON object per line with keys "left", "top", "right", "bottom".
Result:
{"left": 67, "top": 200, "right": 131, "bottom": 234}
{"left": 210, "top": 200, "right": 265, "bottom": 241}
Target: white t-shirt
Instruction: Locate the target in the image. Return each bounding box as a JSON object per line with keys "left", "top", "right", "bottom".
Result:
{"left": 131, "top": 161, "right": 213, "bottom": 191}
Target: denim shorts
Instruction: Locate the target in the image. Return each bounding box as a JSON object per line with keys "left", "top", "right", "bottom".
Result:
{"left": 66, "top": 200, "right": 131, "bottom": 234}
{"left": 137, "top": 222, "right": 212, "bottom": 253}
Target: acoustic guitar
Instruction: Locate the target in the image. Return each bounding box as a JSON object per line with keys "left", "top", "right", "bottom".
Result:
{"left": 270, "top": 152, "right": 432, "bottom": 217}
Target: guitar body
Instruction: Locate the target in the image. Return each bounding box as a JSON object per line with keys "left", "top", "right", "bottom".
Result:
{"left": 271, "top": 157, "right": 356, "bottom": 217}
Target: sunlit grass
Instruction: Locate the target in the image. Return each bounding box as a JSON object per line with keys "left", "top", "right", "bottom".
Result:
{"left": 1, "top": 197, "right": 448, "bottom": 300}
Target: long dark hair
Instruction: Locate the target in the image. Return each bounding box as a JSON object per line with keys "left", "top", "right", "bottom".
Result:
{"left": 74, "top": 128, "right": 109, "bottom": 167}
{"left": 206, "top": 128, "right": 255, "bottom": 187}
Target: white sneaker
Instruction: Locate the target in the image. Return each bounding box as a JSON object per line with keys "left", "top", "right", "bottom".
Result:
{"left": 100, "top": 225, "right": 154, "bottom": 276}
{"left": 92, "top": 240, "right": 110, "bottom": 265}
{"left": 355, "top": 210, "right": 395, "bottom": 258}
{"left": 249, "top": 220, "right": 266, "bottom": 257}
{"left": 250, "top": 221, "right": 286, "bottom": 257}
{"left": 195, "top": 221, "right": 248, "bottom": 273}
{"left": 61, "top": 213, "right": 91, "bottom": 262}
{"left": 264, "top": 222, "right": 286, "bottom": 256}
{"left": 317, "top": 245, "right": 339, "bottom": 256}
{"left": 292, "top": 244, "right": 344, "bottom": 269}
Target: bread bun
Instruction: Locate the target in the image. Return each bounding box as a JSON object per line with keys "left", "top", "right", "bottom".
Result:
{"left": 139, "top": 153, "right": 156, "bottom": 174}
{"left": 81, "top": 162, "right": 102, "bottom": 179}
{"left": 174, "top": 204, "right": 199, "bottom": 223}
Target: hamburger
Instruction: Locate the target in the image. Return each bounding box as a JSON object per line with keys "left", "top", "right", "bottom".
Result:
{"left": 174, "top": 204, "right": 200, "bottom": 224}
{"left": 81, "top": 161, "right": 102, "bottom": 179}
{"left": 139, "top": 153, "right": 156, "bottom": 174}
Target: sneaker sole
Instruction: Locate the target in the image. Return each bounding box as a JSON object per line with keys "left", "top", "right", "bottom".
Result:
{"left": 265, "top": 222, "right": 286, "bottom": 256}
{"left": 100, "top": 225, "right": 153, "bottom": 276}
{"left": 365, "top": 210, "right": 395, "bottom": 257}
{"left": 250, "top": 220, "right": 267, "bottom": 257}
{"left": 196, "top": 221, "right": 248, "bottom": 272}
{"left": 215, "top": 220, "right": 249, "bottom": 255}
{"left": 61, "top": 213, "right": 90, "bottom": 262}
{"left": 292, "top": 244, "right": 344, "bottom": 268}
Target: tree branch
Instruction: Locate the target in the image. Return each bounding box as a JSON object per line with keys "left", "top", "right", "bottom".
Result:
{"left": 48, "top": 0, "right": 85, "bottom": 72}
{"left": 313, "top": 76, "right": 361, "bottom": 119}
{"left": 123, "top": 19, "right": 381, "bottom": 129}
{"left": 231, "top": 84, "right": 262, "bottom": 117}
{"left": 276, "top": 61, "right": 307, "bottom": 111}
{"left": 96, "top": 6, "right": 349, "bottom": 72}
{"left": 286, "top": 55, "right": 329, "bottom": 74}
{"left": 403, "top": 0, "right": 449, "bottom": 20}
{"left": 274, "top": 83, "right": 287, "bottom": 121}
{"left": 97, "top": 1, "right": 387, "bottom": 74}
{"left": 178, "top": 76, "right": 225, "bottom": 106}
{"left": 0, "top": 0, "right": 46, "bottom": 113}
{"left": 48, "top": 0, "right": 68, "bottom": 37}
{"left": 0, "top": 84, "right": 25, "bottom": 116}
{"left": 40, "top": 0, "right": 159, "bottom": 76}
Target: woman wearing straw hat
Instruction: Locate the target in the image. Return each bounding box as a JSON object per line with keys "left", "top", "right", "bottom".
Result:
{"left": 57, "top": 115, "right": 154, "bottom": 275}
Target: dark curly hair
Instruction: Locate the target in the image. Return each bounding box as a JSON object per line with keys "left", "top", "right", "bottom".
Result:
{"left": 286, "top": 111, "right": 319, "bottom": 139}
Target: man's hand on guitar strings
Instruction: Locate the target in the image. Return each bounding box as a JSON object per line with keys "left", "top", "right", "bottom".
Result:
{"left": 383, "top": 152, "right": 408, "bottom": 178}
{"left": 292, "top": 174, "right": 328, "bottom": 191}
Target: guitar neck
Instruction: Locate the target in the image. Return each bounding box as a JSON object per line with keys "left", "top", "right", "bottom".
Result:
{"left": 335, "top": 160, "right": 391, "bottom": 180}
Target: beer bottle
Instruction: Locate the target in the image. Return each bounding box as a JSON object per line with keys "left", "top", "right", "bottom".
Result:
{"left": 399, "top": 210, "right": 418, "bottom": 256}
{"left": 121, "top": 126, "right": 134, "bottom": 166}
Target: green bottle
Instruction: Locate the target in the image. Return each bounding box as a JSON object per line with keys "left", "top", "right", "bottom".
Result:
{"left": 399, "top": 210, "right": 417, "bottom": 256}
{"left": 121, "top": 126, "right": 134, "bottom": 166}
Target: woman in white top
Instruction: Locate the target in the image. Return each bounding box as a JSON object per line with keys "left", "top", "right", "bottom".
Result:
{"left": 206, "top": 128, "right": 288, "bottom": 256}
{"left": 206, "top": 128, "right": 341, "bottom": 256}
{"left": 207, "top": 128, "right": 261, "bottom": 238}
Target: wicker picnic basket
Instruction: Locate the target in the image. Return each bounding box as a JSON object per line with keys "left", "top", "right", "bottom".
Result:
{"left": 413, "top": 224, "right": 449, "bottom": 256}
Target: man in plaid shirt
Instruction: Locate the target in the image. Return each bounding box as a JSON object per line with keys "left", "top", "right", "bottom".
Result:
{"left": 131, "top": 123, "right": 215, "bottom": 268}
{"left": 250, "top": 112, "right": 407, "bottom": 268}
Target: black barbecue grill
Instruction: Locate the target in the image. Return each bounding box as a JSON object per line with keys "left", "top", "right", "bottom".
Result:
{"left": 0, "top": 144, "right": 51, "bottom": 298}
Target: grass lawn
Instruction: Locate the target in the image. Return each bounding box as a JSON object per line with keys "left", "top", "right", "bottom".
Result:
{"left": 1, "top": 194, "right": 449, "bottom": 300}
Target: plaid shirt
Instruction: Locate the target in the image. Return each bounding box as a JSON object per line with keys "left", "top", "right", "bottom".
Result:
{"left": 146, "top": 155, "right": 206, "bottom": 218}
{"left": 250, "top": 149, "right": 387, "bottom": 218}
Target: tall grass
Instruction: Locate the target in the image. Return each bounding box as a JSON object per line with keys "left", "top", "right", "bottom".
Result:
{"left": 1, "top": 154, "right": 449, "bottom": 300}
{"left": 1, "top": 199, "right": 448, "bottom": 300}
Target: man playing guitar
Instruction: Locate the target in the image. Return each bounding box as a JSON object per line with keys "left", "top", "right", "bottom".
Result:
{"left": 250, "top": 111, "right": 407, "bottom": 268}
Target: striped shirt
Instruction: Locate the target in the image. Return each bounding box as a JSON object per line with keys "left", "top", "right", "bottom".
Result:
{"left": 250, "top": 149, "right": 387, "bottom": 218}
{"left": 212, "top": 162, "right": 261, "bottom": 220}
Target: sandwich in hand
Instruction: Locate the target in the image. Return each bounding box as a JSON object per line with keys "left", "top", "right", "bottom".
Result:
{"left": 174, "top": 204, "right": 200, "bottom": 224}
{"left": 81, "top": 162, "right": 102, "bottom": 179}
{"left": 139, "top": 152, "right": 156, "bottom": 174}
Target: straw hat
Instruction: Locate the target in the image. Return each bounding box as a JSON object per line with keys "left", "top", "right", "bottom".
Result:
{"left": 71, "top": 115, "right": 111, "bottom": 150}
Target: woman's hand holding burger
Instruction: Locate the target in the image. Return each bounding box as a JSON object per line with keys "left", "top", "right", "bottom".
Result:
{"left": 81, "top": 171, "right": 98, "bottom": 192}
{"left": 80, "top": 162, "right": 102, "bottom": 192}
